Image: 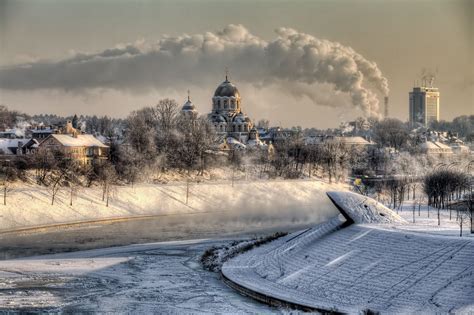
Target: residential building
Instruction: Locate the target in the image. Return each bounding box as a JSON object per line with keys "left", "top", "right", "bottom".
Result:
{"left": 39, "top": 134, "right": 109, "bottom": 165}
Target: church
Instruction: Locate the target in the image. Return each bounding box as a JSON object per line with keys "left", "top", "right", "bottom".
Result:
{"left": 181, "top": 74, "right": 264, "bottom": 148}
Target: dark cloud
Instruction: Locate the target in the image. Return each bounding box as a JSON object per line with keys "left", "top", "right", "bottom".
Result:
{"left": 0, "top": 24, "right": 389, "bottom": 116}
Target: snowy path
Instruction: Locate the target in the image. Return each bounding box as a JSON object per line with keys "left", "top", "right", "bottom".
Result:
{"left": 0, "top": 239, "right": 282, "bottom": 313}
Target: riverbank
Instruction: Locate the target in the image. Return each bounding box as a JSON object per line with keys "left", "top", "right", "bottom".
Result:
{"left": 0, "top": 179, "right": 344, "bottom": 232}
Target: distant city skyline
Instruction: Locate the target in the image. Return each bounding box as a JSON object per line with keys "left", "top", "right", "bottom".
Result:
{"left": 0, "top": 0, "right": 472, "bottom": 128}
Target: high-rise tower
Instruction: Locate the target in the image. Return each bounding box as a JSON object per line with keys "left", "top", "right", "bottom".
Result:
{"left": 409, "top": 83, "right": 439, "bottom": 127}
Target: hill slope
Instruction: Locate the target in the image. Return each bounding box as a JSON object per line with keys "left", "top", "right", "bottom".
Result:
{"left": 0, "top": 180, "right": 343, "bottom": 232}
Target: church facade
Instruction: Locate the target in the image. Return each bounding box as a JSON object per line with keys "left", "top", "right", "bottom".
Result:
{"left": 207, "top": 76, "right": 255, "bottom": 144}
{"left": 181, "top": 75, "right": 264, "bottom": 147}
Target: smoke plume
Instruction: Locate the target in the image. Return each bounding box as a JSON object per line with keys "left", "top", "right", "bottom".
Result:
{"left": 0, "top": 24, "right": 389, "bottom": 116}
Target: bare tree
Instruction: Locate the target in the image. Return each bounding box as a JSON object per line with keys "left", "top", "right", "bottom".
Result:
{"left": 423, "top": 168, "right": 470, "bottom": 226}
{"left": 97, "top": 162, "right": 118, "bottom": 207}
{"left": 66, "top": 161, "right": 82, "bottom": 207}
{"left": 457, "top": 209, "right": 470, "bottom": 237}
{"left": 0, "top": 160, "right": 15, "bottom": 205}
{"left": 171, "top": 115, "right": 217, "bottom": 202}
{"left": 47, "top": 152, "right": 73, "bottom": 206}
{"left": 125, "top": 108, "right": 157, "bottom": 162}
{"left": 33, "top": 148, "right": 55, "bottom": 185}
{"left": 372, "top": 118, "right": 410, "bottom": 151}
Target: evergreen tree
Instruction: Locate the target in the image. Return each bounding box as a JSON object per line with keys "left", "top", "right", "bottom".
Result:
{"left": 72, "top": 114, "right": 79, "bottom": 129}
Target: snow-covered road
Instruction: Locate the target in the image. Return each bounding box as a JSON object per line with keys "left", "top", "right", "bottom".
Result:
{"left": 0, "top": 239, "right": 282, "bottom": 313}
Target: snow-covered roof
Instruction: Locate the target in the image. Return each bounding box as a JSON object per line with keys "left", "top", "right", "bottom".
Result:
{"left": 95, "top": 135, "right": 108, "bottom": 144}
{"left": 420, "top": 141, "right": 453, "bottom": 153}
{"left": 31, "top": 128, "right": 55, "bottom": 133}
{"left": 226, "top": 137, "right": 246, "bottom": 149}
{"left": 0, "top": 138, "right": 31, "bottom": 154}
{"left": 48, "top": 134, "right": 108, "bottom": 148}
{"left": 334, "top": 136, "right": 373, "bottom": 145}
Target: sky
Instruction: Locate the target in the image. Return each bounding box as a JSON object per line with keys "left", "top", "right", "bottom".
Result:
{"left": 0, "top": 0, "right": 472, "bottom": 128}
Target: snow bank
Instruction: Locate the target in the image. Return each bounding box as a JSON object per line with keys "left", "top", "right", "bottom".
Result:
{"left": 327, "top": 191, "right": 406, "bottom": 224}
{"left": 0, "top": 180, "right": 343, "bottom": 232}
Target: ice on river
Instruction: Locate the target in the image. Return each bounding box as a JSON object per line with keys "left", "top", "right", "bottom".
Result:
{"left": 0, "top": 239, "right": 282, "bottom": 313}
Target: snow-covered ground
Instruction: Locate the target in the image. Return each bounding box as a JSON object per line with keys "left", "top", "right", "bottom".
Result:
{"left": 0, "top": 239, "right": 286, "bottom": 313}
{"left": 386, "top": 200, "right": 473, "bottom": 238}
{"left": 3, "top": 184, "right": 472, "bottom": 313}
{"left": 222, "top": 193, "right": 474, "bottom": 314}
{"left": 0, "top": 179, "right": 344, "bottom": 312}
{"left": 0, "top": 179, "right": 343, "bottom": 231}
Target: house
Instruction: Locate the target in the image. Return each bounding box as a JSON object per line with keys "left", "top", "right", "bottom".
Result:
{"left": 39, "top": 134, "right": 109, "bottom": 165}
{"left": 0, "top": 138, "right": 38, "bottom": 155}
{"left": 420, "top": 141, "right": 453, "bottom": 155}
{"left": 0, "top": 129, "right": 20, "bottom": 139}
{"left": 31, "top": 126, "right": 57, "bottom": 140}
{"left": 333, "top": 136, "right": 375, "bottom": 147}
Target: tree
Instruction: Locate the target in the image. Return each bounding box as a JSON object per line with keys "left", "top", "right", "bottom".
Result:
{"left": 66, "top": 161, "right": 82, "bottom": 206}
{"left": 47, "top": 151, "right": 78, "bottom": 206}
{"left": 423, "top": 168, "right": 470, "bottom": 225}
{"left": 0, "top": 160, "right": 15, "bottom": 205}
{"left": 457, "top": 209, "right": 470, "bottom": 237}
{"left": 0, "top": 105, "right": 24, "bottom": 130}
{"left": 316, "top": 139, "right": 353, "bottom": 183}
{"left": 72, "top": 114, "right": 79, "bottom": 129}
{"left": 125, "top": 108, "right": 157, "bottom": 161}
{"left": 171, "top": 115, "right": 217, "bottom": 202}
{"left": 153, "top": 99, "right": 179, "bottom": 168}
{"left": 33, "top": 148, "right": 55, "bottom": 185}
{"left": 372, "top": 118, "right": 410, "bottom": 151}
{"left": 97, "top": 162, "right": 118, "bottom": 207}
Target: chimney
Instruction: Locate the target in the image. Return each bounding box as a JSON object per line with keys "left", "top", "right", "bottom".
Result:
{"left": 384, "top": 96, "right": 389, "bottom": 118}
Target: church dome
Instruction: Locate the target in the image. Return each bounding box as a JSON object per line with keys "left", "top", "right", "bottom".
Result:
{"left": 182, "top": 100, "right": 196, "bottom": 112}
{"left": 214, "top": 79, "right": 240, "bottom": 98}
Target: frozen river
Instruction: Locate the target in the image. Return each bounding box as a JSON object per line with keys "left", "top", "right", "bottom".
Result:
{"left": 0, "top": 210, "right": 328, "bottom": 313}
{"left": 0, "top": 239, "right": 286, "bottom": 313}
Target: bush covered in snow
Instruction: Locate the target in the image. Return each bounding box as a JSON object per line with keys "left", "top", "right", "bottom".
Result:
{"left": 201, "top": 232, "right": 287, "bottom": 272}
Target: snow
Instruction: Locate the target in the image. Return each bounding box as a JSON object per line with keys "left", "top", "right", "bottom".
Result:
{"left": 222, "top": 194, "right": 474, "bottom": 314}
{"left": 0, "top": 239, "right": 283, "bottom": 313}
{"left": 334, "top": 136, "right": 373, "bottom": 145}
{"left": 0, "top": 138, "right": 30, "bottom": 154}
{"left": 379, "top": 200, "right": 474, "bottom": 238}
{"left": 48, "top": 134, "right": 108, "bottom": 147}
{"left": 0, "top": 179, "right": 343, "bottom": 232}
{"left": 327, "top": 191, "right": 407, "bottom": 224}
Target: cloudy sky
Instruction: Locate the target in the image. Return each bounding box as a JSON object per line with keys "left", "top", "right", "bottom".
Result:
{"left": 0, "top": 0, "right": 472, "bottom": 128}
